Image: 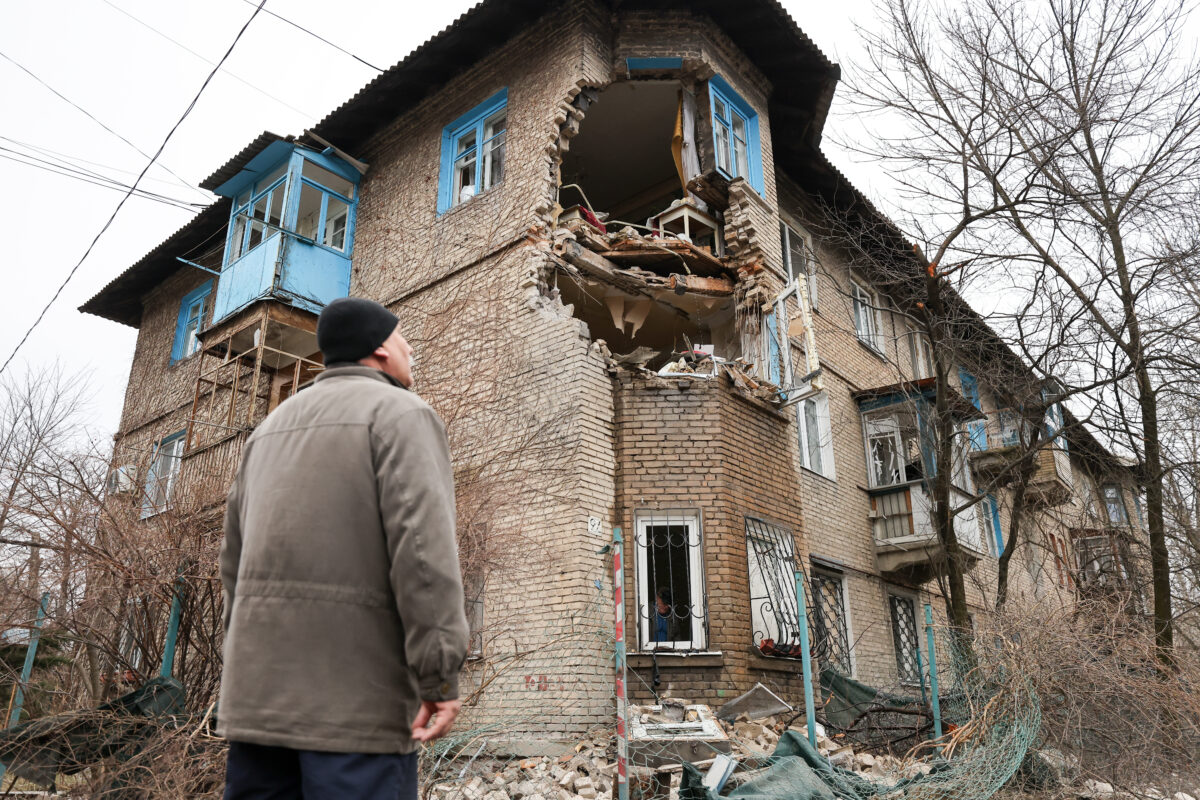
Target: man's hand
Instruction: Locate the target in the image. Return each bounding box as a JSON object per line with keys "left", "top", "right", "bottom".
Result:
{"left": 411, "top": 699, "right": 461, "bottom": 743}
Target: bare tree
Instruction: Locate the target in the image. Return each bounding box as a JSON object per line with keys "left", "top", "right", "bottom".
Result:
{"left": 844, "top": 0, "right": 1200, "bottom": 663}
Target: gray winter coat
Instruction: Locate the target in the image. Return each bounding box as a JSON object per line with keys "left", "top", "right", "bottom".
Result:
{"left": 218, "top": 364, "right": 468, "bottom": 753}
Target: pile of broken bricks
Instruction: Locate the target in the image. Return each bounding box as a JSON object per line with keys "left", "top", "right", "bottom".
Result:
{"left": 427, "top": 687, "right": 934, "bottom": 800}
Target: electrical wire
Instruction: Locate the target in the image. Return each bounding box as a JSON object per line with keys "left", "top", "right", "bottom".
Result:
{"left": 0, "top": 134, "right": 209, "bottom": 193}
{"left": 237, "top": 0, "right": 383, "bottom": 72}
{"left": 100, "top": 0, "right": 319, "bottom": 121}
{"left": 0, "top": 0, "right": 270, "bottom": 378}
{"left": 0, "top": 50, "right": 210, "bottom": 202}
{"left": 0, "top": 148, "right": 205, "bottom": 212}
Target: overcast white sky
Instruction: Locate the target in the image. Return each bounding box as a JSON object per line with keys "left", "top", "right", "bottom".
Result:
{"left": 0, "top": 0, "right": 884, "bottom": 440}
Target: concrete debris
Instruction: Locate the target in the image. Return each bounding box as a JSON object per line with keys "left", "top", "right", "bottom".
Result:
{"left": 430, "top": 708, "right": 947, "bottom": 800}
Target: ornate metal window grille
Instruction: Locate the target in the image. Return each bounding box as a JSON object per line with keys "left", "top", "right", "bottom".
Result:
{"left": 888, "top": 594, "right": 921, "bottom": 684}
{"left": 745, "top": 517, "right": 806, "bottom": 657}
{"left": 634, "top": 511, "right": 707, "bottom": 651}
{"left": 811, "top": 571, "right": 852, "bottom": 674}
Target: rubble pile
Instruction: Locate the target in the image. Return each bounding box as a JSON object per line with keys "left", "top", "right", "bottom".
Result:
{"left": 430, "top": 738, "right": 617, "bottom": 800}
{"left": 428, "top": 703, "right": 940, "bottom": 800}
{"left": 714, "top": 712, "right": 927, "bottom": 789}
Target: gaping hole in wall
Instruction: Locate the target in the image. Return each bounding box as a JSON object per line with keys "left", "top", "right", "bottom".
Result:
{"left": 561, "top": 81, "right": 682, "bottom": 223}
{"left": 553, "top": 80, "right": 745, "bottom": 366}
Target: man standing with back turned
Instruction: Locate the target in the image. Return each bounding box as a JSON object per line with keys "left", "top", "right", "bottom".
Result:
{"left": 219, "top": 297, "right": 469, "bottom": 800}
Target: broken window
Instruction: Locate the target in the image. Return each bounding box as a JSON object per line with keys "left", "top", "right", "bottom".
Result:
{"left": 1076, "top": 534, "right": 1129, "bottom": 587}
{"left": 438, "top": 89, "right": 507, "bottom": 213}
{"left": 228, "top": 163, "right": 287, "bottom": 262}
{"left": 1101, "top": 484, "right": 1129, "bottom": 526}
{"left": 708, "top": 75, "right": 761, "bottom": 193}
{"left": 141, "top": 431, "right": 184, "bottom": 518}
{"left": 780, "top": 222, "right": 817, "bottom": 310}
{"left": 745, "top": 518, "right": 804, "bottom": 657}
{"left": 635, "top": 511, "right": 706, "bottom": 651}
{"left": 863, "top": 407, "right": 924, "bottom": 488}
{"left": 171, "top": 280, "right": 212, "bottom": 365}
{"left": 798, "top": 393, "right": 834, "bottom": 479}
{"left": 811, "top": 569, "right": 852, "bottom": 674}
{"left": 294, "top": 160, "right": 357, "bottom": 252}
{"left": 850, "top": 281, "right": 883, "bottom": 353}
{"left": 888, "top": 593, "right": 921, "bottom": 684}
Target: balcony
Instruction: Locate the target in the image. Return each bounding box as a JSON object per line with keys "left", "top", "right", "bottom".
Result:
{"left": 211, "top": 230, "right": 350, "bottom": 322}
{"left": 969, "top": 409, "right": 1072, "bottom": 506}
{"left": 205, "top": 140, "right": 361, "bottom": 325}
{"left": 869, "top": 481, "right": 989, "bottom": 583}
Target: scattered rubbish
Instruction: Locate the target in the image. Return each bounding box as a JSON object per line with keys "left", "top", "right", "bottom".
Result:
{"left": 700, "top": 753, "right": 737, "bottom": 793}
{"left": 715, "top": 683, "right": 792, "bottom": 722}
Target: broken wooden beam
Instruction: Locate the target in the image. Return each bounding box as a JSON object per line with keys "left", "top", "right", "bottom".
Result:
{"left": 666, "top": 274, "right": 734, "bottom": 296}
{"left": 553, "top": 239, "right": 651, "bottom": 295}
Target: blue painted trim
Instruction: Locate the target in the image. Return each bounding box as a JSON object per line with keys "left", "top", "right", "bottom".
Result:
{"left": 708, "top": 74, "right": 763, "bottom": 194}
{"left": 958, "top": 368, "right": 987, "bottom": 450}
{"left": 438, "top": 88, "right": 508, "bottom": 215}
{"left": 213, "top": 139, "right": 296, "bottom": 199}
{"left": 987, "top": 494, "right": 1004, "bottom": 553}
{"left": 626, "top": 57, "right": 682, "bottom": 71}
{"left": 298, "top": 148, "right": 361, "bottom": 187}
{"left": 170, "top": 280, "right": 212, "bottom": 365}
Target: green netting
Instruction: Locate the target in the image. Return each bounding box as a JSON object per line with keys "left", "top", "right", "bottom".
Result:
{"left": 0, "top": 676, "right": 186, "bottom": 789}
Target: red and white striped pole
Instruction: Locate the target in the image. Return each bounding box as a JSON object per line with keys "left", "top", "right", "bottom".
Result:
{"left": 612, "top": 527, "right": 629, "bottom": 800}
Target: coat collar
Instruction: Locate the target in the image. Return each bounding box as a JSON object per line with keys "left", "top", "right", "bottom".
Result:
{"left": 314, "top": 363, "right": 408, "bottom": 390}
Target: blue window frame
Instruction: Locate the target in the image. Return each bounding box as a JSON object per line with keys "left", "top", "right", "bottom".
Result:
{"left": 225, "top": 152, "right": 358, "bottom": 267}
{"left": 438, "top": 89, "right": 508, "bottom": 214}
{"left": 170, "top": 280, "right": 212, "bottom": 365}
{"left": 958, "top": 368, "right": 987, "bottom": 450}
{"left": 983, "top": 494, "right": 1004, "bottom": 554}
{"left": 708, "top": 75, "right": 763, "bottom": 194}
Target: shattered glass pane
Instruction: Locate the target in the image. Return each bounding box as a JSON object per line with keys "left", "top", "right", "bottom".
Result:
{"left": 714, "top": 120, "right": 731, "bottom": 174}
{"left": 732, "top": 113, "right": 749, "bottom": 178}
{"left": 482, "top": 111, "right": 506, "bottom": 190}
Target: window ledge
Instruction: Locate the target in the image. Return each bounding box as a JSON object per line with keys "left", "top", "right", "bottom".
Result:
{"left": 437, "top": 183, "right": 503, "bottom": 219}
{"left": 799, "top": 465, "right": 837, "bottom": 485}
{"left": 857, "top": 338, "right": 888, "bottom": 362}
{"left": 628, "top": 651, "right": 724, "bottom": 668}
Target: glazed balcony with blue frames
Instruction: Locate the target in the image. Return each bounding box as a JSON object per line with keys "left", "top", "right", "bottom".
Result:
{"left": 209, "top": 142, "right": 361, "bottom": 324}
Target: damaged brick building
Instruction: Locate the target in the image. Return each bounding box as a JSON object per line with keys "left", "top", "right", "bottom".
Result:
{"left": 81, "top": 0, "right": 1150, "bottom": 741}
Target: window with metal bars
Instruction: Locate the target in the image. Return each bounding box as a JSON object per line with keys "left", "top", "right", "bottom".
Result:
{"left": 745, "top": 517, "right": 805, "bottom": 658}
{"left": 634, "top": 511, "right": 706, "bottom": 651}
{"left": 888, "top": 594, "right": 922, "bottom": 684}
{"left": 810, "top": 570, "right": 852, "bottom": 674}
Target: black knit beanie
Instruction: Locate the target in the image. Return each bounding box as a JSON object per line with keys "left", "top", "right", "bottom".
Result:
{"left": 317, "top": 297, "right": 399, "bottom": 365}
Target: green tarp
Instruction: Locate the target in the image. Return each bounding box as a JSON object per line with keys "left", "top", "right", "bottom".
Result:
{"left": 679, "top": 731, "right": 923, "bottom": 800}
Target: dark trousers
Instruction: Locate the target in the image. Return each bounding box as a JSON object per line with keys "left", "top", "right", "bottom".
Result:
{"left": 224, "top": 741, "right": 418, "bottom": 800}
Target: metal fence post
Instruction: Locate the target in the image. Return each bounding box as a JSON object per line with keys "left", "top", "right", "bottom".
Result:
{"left": 923, "top": 603, "right": 943, "bottom": 744}
{"left": 0, "top": 592, "right": 50, "bottom": 784}
{"left": 794, "top": 570, "right": 817, "bottom": 748}
{"left": 160, "top": 571, "right": 186, "bottom": 679}
{"left": 612, "top": 528, "right": 629, "bottom": 800}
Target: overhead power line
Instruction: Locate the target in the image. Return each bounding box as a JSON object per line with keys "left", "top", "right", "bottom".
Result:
{"left": 238, "top": 0, "right": 384, "bottom": 72}
{"left": 100, "top": 0, "right": 319, "bottom": 121}
{"left": 0, "top": 50, "right": 209, "bottom": 202}
{"left": 0, "top": 0, "right": 270, "bottom": 378}
{"left": 0, "top": 134, "right": 206, "bottom": 192}
{"left": 0, "top": 147, "right": 205, "bottom": 212}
